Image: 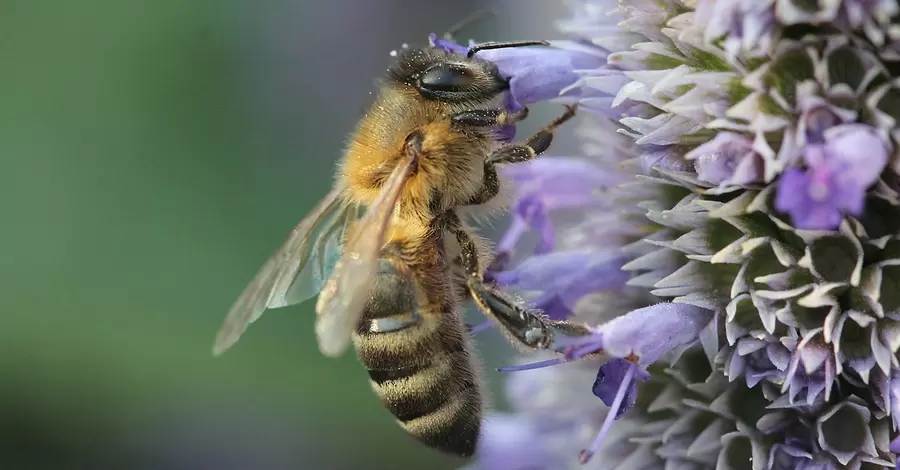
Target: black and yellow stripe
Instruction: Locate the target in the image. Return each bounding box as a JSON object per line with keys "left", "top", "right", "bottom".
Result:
{"left": 352, "top": 259, "right": 481, "bottom": 457}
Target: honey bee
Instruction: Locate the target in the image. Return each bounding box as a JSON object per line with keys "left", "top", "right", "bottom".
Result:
{"left": 213, "top": 36, "right": 588, "bottom": 457}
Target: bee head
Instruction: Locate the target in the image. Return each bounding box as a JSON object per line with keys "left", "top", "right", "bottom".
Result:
{"left": 388, "top": 48, "right": 509, "bottom": 104}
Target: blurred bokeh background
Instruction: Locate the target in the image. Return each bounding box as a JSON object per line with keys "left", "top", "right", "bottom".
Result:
{"left": 1, "top": 1, "right": 576, "bottom": 469}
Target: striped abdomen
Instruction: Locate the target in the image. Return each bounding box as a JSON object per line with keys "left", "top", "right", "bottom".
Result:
{"left": 352, "top": 259, "right": 481, "bottom": 457}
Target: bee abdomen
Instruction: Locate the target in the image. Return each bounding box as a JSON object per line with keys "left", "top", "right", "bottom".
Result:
{"left": 367, "top": 349, "right": 481, "bottom": 457}
{"left": 362, "top": 260, "right": 417, "bottom": 320}
{"left": 354, "top": 259, "right": 481, "bottom": 456}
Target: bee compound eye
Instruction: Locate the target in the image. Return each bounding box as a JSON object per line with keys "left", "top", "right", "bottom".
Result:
{"left": 417, "top": 63, "right": 476, "bottom": 92}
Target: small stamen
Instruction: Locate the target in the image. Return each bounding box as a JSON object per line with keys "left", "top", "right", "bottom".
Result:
{"left": 559, "top": 77, "right": 586, "bottom": 97}
{"left": 498, "top": 358, "right": 565, "bottom": 372}
{"left": 552, "top": 334, "right": 604, "bottom": 360}
{"left": 565, "top": 342, "right": 604, "bottom": 361}
{"left": 580, "top": 362, "right": 637, "bottom": 464}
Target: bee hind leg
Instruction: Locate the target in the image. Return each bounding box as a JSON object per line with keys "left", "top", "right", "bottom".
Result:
{"left": 447, "top": 213, "right": 590, "bottom": 351}
{"left": 465, "top": 277, "right": 558, "bottom": 349}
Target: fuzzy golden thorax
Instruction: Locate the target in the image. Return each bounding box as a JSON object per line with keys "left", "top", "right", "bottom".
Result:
{"left": 339, "top": 83, "right": 498, "bottom": 224}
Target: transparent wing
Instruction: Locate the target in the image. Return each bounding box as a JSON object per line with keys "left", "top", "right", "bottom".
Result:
{"left": 314, "top": 156, "right": 416, "bottom": 357}
{"left": 278, "top": 203, "right": 360, "bottom": 307}
{"left": 213, "top": 186, "right": 353, "bottom": 355}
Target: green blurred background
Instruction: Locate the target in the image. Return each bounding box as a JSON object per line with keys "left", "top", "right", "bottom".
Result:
{"left": 0, "top": 1, "right": 570, "bottom": 469}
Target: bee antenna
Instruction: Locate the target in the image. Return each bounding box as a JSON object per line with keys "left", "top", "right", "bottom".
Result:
{"left": 442, "top": 8, "right": 496, "bottom": 42}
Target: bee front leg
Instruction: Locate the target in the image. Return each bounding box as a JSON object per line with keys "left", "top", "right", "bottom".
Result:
{"left": 486, "top": 105, "right": 577, "bottom": 165}
{"left": 447, "top": 213, "right": 590, "bottom": 351}
{"left": 451, "top": 107, "right": 529, "bottom": 128}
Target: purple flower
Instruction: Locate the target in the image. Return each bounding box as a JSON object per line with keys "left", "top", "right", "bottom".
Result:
{"left": 769, "top": 443, "right": 839, "bottom": 470}
{"left": 489, "top": 158, "right": 618, "bottom": 270}
{"left": 835, "top": 0, "right": 899, "bottom": 32}
{"left": 892, "top": 370, "right": 900, "bottom": 431}
{"left": 476, "top": 42, "right": 606, "bottom": 111}
{"left": 586, "top": 302, "right": 713, "bottom": 365}
{"left": 795, "top": 84, "right": 857, "bottom": 146}
{"left": 724, "top": 336, "right": 791, "bottom": 388}
{"left": 686, "top": 132, "right": 764, "bottom": 186}
{"left": 491, "top": 250, "right": 629, "bottom": 319}
{"left": 503, "top": 303, "right": 713, "bottom": 463}
{"left": 578, "top": 360, "right": 645, "bottom": 464}
{"left": 575, "top": 303, "right": 712, "bottom": 462}
{"left": 452, "top": 1, "right": 900, "bottom": 468}
{"left": 775, "top": 124, "right": 889, "bottom": 230}
{"left": 429, "top": 34, "right": 607, "bottom": 111}
{"left": 695, "top": 0, "right": 777, "bottom": 59}
{"left": 463, "top": 415, "right": 562, "bottom": 470}
{"left": 592, "top": 358, "right": 648, "bottom": 418}
{"left": 638, "top": 145, "right": 695, "bottom": 174}
{"left": 782, "top": 335, "right": 837, "bottom": 405}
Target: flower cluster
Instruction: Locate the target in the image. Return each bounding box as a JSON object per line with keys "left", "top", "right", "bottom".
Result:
{"left": 429, "top": 1, "right": 900, "bottom": 469}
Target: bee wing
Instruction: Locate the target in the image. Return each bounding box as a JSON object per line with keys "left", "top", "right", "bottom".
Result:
{"left": 214, "top": 186, "right": 353, "bottom": 356}
{"left": 277, "top": 203, "right": 360, "bottom": 307}
{"left": 314, "top": 155, "right": 416, "bottom": 357}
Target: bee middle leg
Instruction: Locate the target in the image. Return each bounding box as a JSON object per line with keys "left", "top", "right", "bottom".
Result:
{"left": 457, "top": 106, "right": 577, "bottom": 206}
{"left": 460, "top": 161, "right": 501, "bottom": 207}
{"left": 444, "top": 212, "right": 590, "bottom": 351}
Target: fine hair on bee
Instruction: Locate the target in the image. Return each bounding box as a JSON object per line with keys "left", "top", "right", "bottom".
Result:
{"left": 212, "top": 19, "right": 591, "bottom": 459}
